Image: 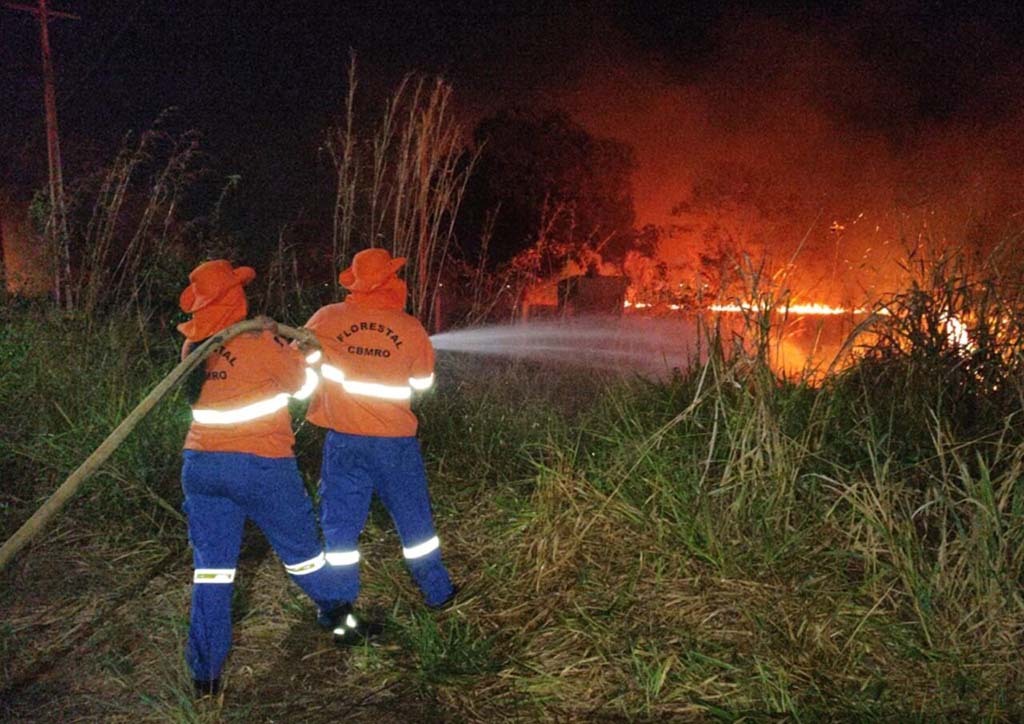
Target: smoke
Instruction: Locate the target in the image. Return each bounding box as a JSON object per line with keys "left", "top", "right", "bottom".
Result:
{"left": 498, "top": 5, "right": 1024, "bottom": 301}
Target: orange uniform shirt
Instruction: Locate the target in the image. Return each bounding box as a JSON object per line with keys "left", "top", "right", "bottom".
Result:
{"left": 305, "top": 302, "right": 435, "bottom": 437}
{"left": 183, "top": 330, "right": 305, "bottom": 458}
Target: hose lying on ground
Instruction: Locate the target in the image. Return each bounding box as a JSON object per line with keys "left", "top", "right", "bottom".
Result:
{"left": 0, "top": 318, "right": 319, "bottom": 572}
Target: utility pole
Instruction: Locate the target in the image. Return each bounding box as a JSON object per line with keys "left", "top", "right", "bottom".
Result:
{"left": 6, "top": 0, "right": 78, "bottom": 308}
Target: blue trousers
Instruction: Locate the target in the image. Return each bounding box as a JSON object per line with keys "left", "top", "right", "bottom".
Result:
{"left": 181, "top": 450, "right": 344, "bottom": 681}
{"left": 319, "top": 431, "right": 453, "bottom": 607}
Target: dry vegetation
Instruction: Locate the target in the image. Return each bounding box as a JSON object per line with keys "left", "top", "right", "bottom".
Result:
{"left": 3, "top": 250, "right": 1024, "bottom": 721}
{"left": 324, "top": 57, "right": 476, "bottom": 324}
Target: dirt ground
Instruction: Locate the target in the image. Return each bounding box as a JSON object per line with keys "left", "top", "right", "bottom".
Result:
{"left": 1, "top": 514, "right": 494, "bottom": 723}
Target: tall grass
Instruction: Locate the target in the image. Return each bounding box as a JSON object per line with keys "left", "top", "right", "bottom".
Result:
{"left": 409, "top": 249, "right": 1024, "bottom": 718}
{"left": 0, "top": 310, "right": 188, "bottom": 544}
{"left": 324, "top": 57, "right": 477, "bottom": 325}
{"left": 65, "top": 117, "right": 219, "bottom": 323}
{"left": 3, "top": 249, "right": 1024, "bottom": 719}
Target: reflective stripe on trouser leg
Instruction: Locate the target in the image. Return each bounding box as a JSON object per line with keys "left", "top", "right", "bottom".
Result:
{"left": 323, "top": 549, "right": 361, "bottom": 603}
{"left": 180, "top": 458, "right": 246, "bottom": 682}
{"left": 402, "top": 536, "right": 439, "bottom": 559}
{"left": 371, "top": 436, "right": 454, "bottom": 607}
{"left": 239, "top": 454, "right": 348, "bottom": 610}
{"left": 283, "top": 552, "right": 326, "bottom": 576}
{"left": 282, "top": 551, "right": 346, "bottom": 611}
{"left": 402, "top": 535, "right": 453, "bottom": 608}
{"left": 320, "top": 432, "right": 376, "bottom": 603}
{"left": 403, "top": 543, "right": 452, "bottom": 608}
{"left": 194, "top": 568, "right": 236, "bottom": 583}
{"left": 326, "top": 550, "right": 360, "bottom": 566}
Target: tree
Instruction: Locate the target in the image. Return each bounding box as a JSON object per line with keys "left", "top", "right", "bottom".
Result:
{"left": 459, "top": 109, "right": 639, "bottom": 272}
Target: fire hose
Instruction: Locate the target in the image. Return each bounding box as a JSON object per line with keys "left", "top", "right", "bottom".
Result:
{"left": 0, "top": 318, "right": 319, "bottom": 572}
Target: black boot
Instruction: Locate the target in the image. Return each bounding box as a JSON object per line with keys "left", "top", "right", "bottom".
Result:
{"left": 316, "top": 602, "right": 351, "bottom": 631}
{"left": 428, "top": 584, "right": 460, "bottom": 611}
{"left": 193, "top": 677, "right": 220, "bottom": 697}
{"left": 332, "top": 609, "right": 384, "bottom": 646}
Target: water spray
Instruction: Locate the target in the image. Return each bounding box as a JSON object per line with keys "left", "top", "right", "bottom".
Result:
{"left": 430, "top": 316, "right": 702, "bottom": 377}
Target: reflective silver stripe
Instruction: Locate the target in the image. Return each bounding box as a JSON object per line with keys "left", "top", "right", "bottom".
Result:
{"left": 292, "top": 368, "right": 320, "bottom": 400}
{"left": 326, "top": 550, "right": 360, "bottom": 566}
{"left": 320, "top": 364, "right": 412, "bottom": 400}
{"left": 332, "top": 613, "right": 361, "bottom": 636}
{"left": 305, "top": 350, "right": 322, "bottom": 364}
{"left": 342, "top": 378, "right": 412, "bottom": 400}
{"left": 192, "top": 393, "right": 290, "bottom": 425}
{"left": 194, "top": 568, "right": 236, "bottom": 583}
{"left": 321, "top": 363, "right": 346, "bottom": 383}
{"left": 409, "top": 373, "right": 435, "bottom": 391}
{"left": 284, "top": 552, "right": 326, "bottom": 576}
{"left": 402, "top": 536, "right": 440, "bottom": 560}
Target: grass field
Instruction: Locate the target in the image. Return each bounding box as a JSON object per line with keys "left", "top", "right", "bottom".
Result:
{"left": 2, "top": 298, "right": 1023, "bottom": 721}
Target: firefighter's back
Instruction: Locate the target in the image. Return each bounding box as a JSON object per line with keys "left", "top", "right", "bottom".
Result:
{"left": 185, "top": 330, "right": 305, "bottom": 457}
{"left": 305, "top": 301, "right": 435, "bottom": 437}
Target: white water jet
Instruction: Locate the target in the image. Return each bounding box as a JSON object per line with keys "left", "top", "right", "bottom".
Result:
{"left": 430, "top": 316, "right": 702, "bottom": 378}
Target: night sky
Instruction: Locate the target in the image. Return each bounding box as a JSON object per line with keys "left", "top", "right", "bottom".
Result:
{"left": 4, "top": 1, "right": 1024, "bottom": 255}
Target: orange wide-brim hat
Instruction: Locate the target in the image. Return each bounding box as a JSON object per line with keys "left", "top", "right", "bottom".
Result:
{"left": 339, "top": 248, "right": 406, "bottom": 292}
{"left": 179, "top": 259, "right": 256, "bottom": 313}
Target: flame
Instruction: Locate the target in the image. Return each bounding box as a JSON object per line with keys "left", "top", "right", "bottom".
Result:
{"left": 624, "top": 299, "right": 886, "bottom": 316}
{"left": 787, "top": 303, "right": 863, "bottom": 316}
{"left": 943, "top": 314, "right": 974, "bottom": 350}
{"left": 708, "top": 301, "right": 876, "bottom": 315}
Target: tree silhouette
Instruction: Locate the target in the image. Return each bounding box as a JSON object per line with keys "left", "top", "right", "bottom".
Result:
{"left": 459, "top": 109, "right": 639, "bottom": 271}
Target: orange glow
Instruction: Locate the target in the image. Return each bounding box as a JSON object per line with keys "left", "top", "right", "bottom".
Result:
{"left": 623, "top": 298, "right": 890, "bottom": 316}
{"left": 619, "top": 294, "right": 912, "bottom": 381}
{"left": 1, "top": 207, "right": 52, "bottom": 297}
{"left": 707, "top": 302, "right": 866, "bottom": 315}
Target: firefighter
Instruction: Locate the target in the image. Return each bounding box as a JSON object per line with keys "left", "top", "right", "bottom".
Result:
{"left": 177, "top": 259, "right": 340, "bottom": 695}
{"left": 304, "top": 248, "right": 456, "bottom": 642}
